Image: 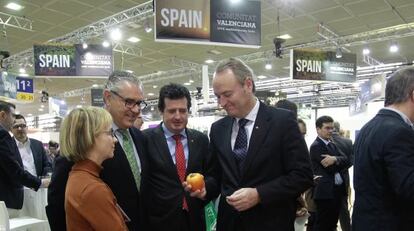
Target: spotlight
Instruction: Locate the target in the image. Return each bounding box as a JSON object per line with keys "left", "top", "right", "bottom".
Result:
{"left": 389, "top": 42, "right": 399, "bottom": 53}
{"left": 144, "top": 20, "right": 152, "bottom": 33}
{"left": 265, "top": 62, "right": 272, "bottom": 70}
{"left": 336, "top": 47, "right": 343, "bottom": 58}
{"left": 273, "top": 38, "right": 285, "bottom": 58}
{"left": 362, "top": 47, "right": 370, "bottom": 55}
{"left": 82, "top": 42, "right": 88, "bottom": 49}
{"left": 41, "top": 91, "right": 49, "bottom": 103}
{"left": 110, "top": 28, "right": 122, "bottom": 41}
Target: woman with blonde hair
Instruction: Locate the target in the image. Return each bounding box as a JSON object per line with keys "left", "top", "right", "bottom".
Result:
{"left": 60, "top": 106, "right": 128, "bottom": 231}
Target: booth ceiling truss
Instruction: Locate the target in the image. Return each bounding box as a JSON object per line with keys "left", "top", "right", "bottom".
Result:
{"left": 0, "top": 11, "right": 33, "bottom": 32}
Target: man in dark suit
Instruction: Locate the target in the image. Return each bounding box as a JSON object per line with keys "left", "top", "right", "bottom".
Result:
{"left": 11, "top": 114, "right": 52, "bottom": 177}
{"left": 210, "top": 58, "right": 313, "bottom": 231}
{"left": 332, "top": 121, "right": 352, "bottom": 231}
{"left": 310, "top": 116, "right": 350, "bottom": 231}
{"left": 0, "top": 101, "right": 49, "bottom": 217}
{"left": 46, "top": 70, "right": 148, "bottom": 231}
{"left": 142, "top": 83, "right": 219, "bottom": 231}
{"left": 353, "top": 67, "right": 414, "bottom": 231}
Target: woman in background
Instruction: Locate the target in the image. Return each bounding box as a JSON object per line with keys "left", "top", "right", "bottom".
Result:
{"left": 60, "top": 106, "right": 127, "bottom": 231}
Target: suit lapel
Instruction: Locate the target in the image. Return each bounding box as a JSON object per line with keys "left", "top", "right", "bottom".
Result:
{"left": 241, "top": 103, "right": 272, "bottom": 178}
{"left": 153, "top": 125, "right": 184, "bottom": 183}
{"left": 29, "top": 139, "right": 41, "bottom": 175}
{"left": 186, "top": 129, "right": 197, "bottom": 175}
{"left": 220, "top": 117, "right": 241, "bottom": 180}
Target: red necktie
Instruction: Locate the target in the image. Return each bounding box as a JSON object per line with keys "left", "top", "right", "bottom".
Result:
{"left": 173, "top": 134, "right": 188, "bottom": 210}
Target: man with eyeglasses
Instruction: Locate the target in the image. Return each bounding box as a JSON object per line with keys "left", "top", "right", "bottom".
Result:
{"left": 47, "top": 70, "right": 148, "bottom": 231}
{"left": 11, "top": 114, "right": 52, "bottom": 178}
{"left": 0, "top": 101, "right": 50, "bottom": 218}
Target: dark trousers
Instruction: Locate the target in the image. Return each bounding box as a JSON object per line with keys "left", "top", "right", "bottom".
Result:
{"left": 314, "top": 185, "right": 346, "bottom": 231}
{"left": 338, "top": 196, "right": 351, "bottom": 231}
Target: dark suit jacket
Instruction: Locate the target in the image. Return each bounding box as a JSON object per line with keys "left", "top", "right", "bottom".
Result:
{"left": 142, "top": 124, "right": 219, "bottom": 231}
{"left": 310, "top": 137, "right": 349, "bottom": 200}
{"left": 353, "top": 109, "right": 414, "bottom": 231}
{"left": 210, "top": 102, "right": 313, "bottom": 231}
{"left": 0, "top": 126, "right": 41, "bottom": 209}
{"left": 29, "top": 138, "right": 52, "bottom": 176}
{"left": 332, "top": 133, "right": 353, "bottom": 189}
{"left": 46, "top": 127, "right": 147, "bottom": 231}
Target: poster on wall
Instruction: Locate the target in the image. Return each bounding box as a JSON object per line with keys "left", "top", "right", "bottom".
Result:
{"left": 154, "top": 0, "right": 261, "bottom": 48}
{"left": 34, "top": 44, "right": 113, "bottom": 76}
{"left": 290, "top": 49, "right": 357, "bottom": 82}
{"left": 0, "top": 71, "right": 17, "bottom": 99}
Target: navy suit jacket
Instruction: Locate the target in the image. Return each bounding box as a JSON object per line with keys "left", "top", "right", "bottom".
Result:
{"left": 46, "top": 127, "right": 147, "bottom": 231}
{"left": 0, "top": 126, "right": 41, "bottom": 209}
{"left": 353, "top": 109, "right": 414, "bottom": 231}
{"left": 29, "top": 138, "right": 52, "bottom": 177}
{"left": 310, "top": 137, "right": 349, "bottom": 200}
{"left": 210, "top": 102, "right": 313, "bottom": 231}
{"left": 142, "top": 124, "right": 219, "bottom": 231}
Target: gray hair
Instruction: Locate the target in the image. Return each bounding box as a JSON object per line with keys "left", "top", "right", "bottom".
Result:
{"left": 385, "top": 66, "right": 414, "bottom": 106}
{"left": 214, "top": 57, "right": 256, "bottom": 92}
{"left": 333, "top": 121, "right": 340, "bottom": 132}
{"left": 104, "top": 70, "right": 143, "bottom": 93}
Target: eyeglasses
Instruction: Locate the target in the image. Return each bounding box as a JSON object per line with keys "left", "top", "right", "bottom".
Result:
{"left": 110, "top": 90, "right": 147, "bottom": 110}
{"left": 12, "top": 124, "right": 27, "bottom": 129}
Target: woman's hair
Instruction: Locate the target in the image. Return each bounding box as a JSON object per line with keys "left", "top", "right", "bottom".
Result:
{"left": 60, "top": 106, "right": 112, "bottom": 162}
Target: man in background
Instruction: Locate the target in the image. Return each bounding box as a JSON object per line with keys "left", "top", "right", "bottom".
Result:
{"left": 11, "top": 114, "right": 52, "bottom": 177}
{"left": 143, "top": 83, "right": 218, "bottom": 231}
{"left": 310, "top": 116, "right": 350, "bottom": 231}
{"left": 0, "top": 101, "right": 49, "bottom": 217}
{"left": 47, "top": 140, "right": 60, "bottom": 165}
{"left": 332, "top": 121, "right": 352, "bottom": 231}
{"left": 134, "top": 115, "right": 144, "bottom": 130}
{"left": 47, "top": 70, "right": 148, "bottom": 231}
{"left": 353, "top": 67, "right": 414, "bottom": 230}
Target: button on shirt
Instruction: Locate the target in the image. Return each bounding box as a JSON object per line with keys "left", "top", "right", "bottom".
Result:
{"left": 113, "top": 124, "right": 141, "bottom": 173}
{"left": 231, "top": 99, "right": 260, "bottom": 151}
{"left": 14, "top": 138, "right": 37, "bottom": 177}
{"left": 162, "top": 123, "right": 189, "bottom": 166}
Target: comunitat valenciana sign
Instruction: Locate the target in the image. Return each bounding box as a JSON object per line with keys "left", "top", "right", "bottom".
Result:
{"left": 34, "top": 44, "right": 113, "bottom": 76}
{"left": 155, "top": 0, "right": 261, "bottom": 48}
{"left": 290, "top": 49, "right": 357, "bottom": 83}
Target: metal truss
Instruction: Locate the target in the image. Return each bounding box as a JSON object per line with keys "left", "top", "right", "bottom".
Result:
{"left": 362, "top": 54, "right": 383, "bottom": 66}
{"left": 113, "top": 43, "right": 143, "bottom": 57}
{"left": 0, "top": 12, "right": 33, "bottom": 31}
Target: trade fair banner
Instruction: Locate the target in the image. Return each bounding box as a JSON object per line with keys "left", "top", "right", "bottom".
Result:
{"left": 0, "top": 71, "right": 17, "bottom": 99}
{"left": 154, "top": 0, "right": 261, "bottom": 48}
{"left": 349, "top": 74, "right": 385, "bottom": 116}
{"left": 75, "top": 44, "right": 113, "bottom": 76}
{"left": 290, "top": 49, "right": 357, "bottom": 82}
{"left": 34, "top": 44, "right": 76, "bottom": 76}
{"left": 16, "top": 77, "right": 34, "bottom": 102}
{"left": 34, "top": 44, "right": 113, "bottom": 76}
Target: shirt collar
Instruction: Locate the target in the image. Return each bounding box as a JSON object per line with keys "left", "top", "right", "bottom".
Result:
{"left": 161, "top": 122, "right": 187, "bottom": 139}
{"left": 14, "top": 137, "right": 30, "bottom": 147}
{"left": 318, "top": 136, "right": 331, "bottom": 145}
{"left": 383, "top": 107, "right": 414, "bottom": 128}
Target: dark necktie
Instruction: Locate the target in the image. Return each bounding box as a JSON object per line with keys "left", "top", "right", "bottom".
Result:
{"left": 233, "top": 118, "right": 249, "bottom": 169}
{"left": 173, "top": 134, "right": 188, "bottom": 210}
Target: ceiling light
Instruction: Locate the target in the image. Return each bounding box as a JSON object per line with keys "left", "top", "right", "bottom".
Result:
{"left": 148, "top": 93, "right": 155, "bottom": 96}
{"left": 257, "top": 75, "right": 267, "bottom": 79}
{"left": 277, "top": 34, "right": 292, "bottom": 40}
{"left": 110, "top": 28, "right": 122, "bottom": 41}
{"left": 5, "top": 2, "right": 23, "bottom": 11}
{"left": 76, "top": 105, "right": 83, "bottom": 108}
{"left": 27, "top": 113, "right": 32, "bottom": 117}
{"left": 189, "top": 79, "right": 194, "bottom": 83}
{"left": 92, "top": 84, "right": 99, "bottom": 88}
{"left": 144, "top": 20, "right": 152, "bottom": 33}
{"left": 125, "top": 70, "right": 133, "bottom": 73}
{"left": 38, "top": 108, "right": 44, "bottom": 112}
{"left": 205, "top": 59, "right": 214, "bottom": 64}
{"left": 102, "top": 41, "right": 110, "bottom": 47}
{"left": 389, "top": 42, "right": 399, "bottom": 53}
{"left": 265, "top": 63, "right": 272, "bottom": 70}
{"left": 82, "top": 43, "right": 88, "bottom": 49}
{"left": 19, "top": 68, "right": 25, "bottom": 73}
{"left": 362, "top": 47, "right": 370, "bottom": 55}
{"left": 184, "top": 82, "right": 192, "bottom": 86}
{"left": 152, "top": 85, "right": 158, "bottom": 89}
{"left": 336, "top": 47, "right": 343, "bottom": 58}
{"left": 127, "top": 37, "right": 140, "bottom": 43}
{"left": 230, "top": 0, "right": 241, "bottom": 4}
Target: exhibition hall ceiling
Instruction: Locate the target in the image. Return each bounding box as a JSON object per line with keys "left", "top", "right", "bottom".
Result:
{"left": 1, "top": 0, "right": 414, "bottom": 116}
